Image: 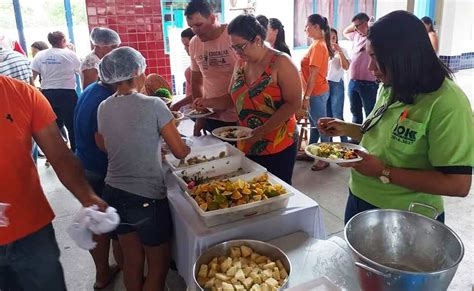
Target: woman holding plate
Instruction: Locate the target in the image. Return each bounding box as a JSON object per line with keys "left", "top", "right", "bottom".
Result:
{"left": 317, "top": 11, "right": 473, "bottom": 224}
{"left": 193, "top": 14, "right": 301, "bottom": 184}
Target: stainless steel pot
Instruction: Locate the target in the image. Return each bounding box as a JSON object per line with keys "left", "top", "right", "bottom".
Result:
{"left": 193, "top": 239, "right": 291, "bottom": 290}
{"left": 345, "top": 209, "right": 464, "bottom": 291}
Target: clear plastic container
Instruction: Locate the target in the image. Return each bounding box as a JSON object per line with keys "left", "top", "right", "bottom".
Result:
{"left": 181, "top": 171, "right": 294, "bottom": 227}
{"left": 165, "top": 142, "right": 244, "bottom": 171}
{"left": 172, "top": 155, "right": 266, "bottom": 191}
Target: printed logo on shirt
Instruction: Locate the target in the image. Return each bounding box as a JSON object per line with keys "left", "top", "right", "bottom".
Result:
{"left": 42, "top": 56, "right": 62, "bottom": 65}
{"left": 198, "top": 49, "right": 231, "bottom": 70}
{"left": 391, "top": 124, "right": 417, "bottom": 145}
{"left": 5, "top": 114, "right": 13, "bottom": 123}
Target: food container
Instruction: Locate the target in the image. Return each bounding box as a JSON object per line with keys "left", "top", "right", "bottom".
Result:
{"left": 182, "top": 171, "right": 294, "bottom": 227}
{"left": 345, "top": 209, "right": 464, "bottom": 291}
{"left": 165, "top": 142, "right": 244, "bottom": 171}
{"left": 193, "top": 239, "right": 291, "bottom": 290}
{"left": 172, "top": 155, "right": 266, "bottom": 191}
{"left": 162, "top": 136, "right": 193, "bottom": 156}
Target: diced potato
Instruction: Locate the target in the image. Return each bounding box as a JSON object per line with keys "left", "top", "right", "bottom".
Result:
{"left": 250, "top": 284, "right": 262, "bottom": 291}
{"left": 242, "top": 277, "right": 254, "bottom": 289}
{"left": 222, "top": 282, "right": 235, "bottom": 291}
{"left": 261, "top": 269, "right": 273, "bottom": 281}
{"left": 215, "top": 278, "right": 223, "bottom": 288}
{"left": 198, "top": 264, "right": 208, "bottom": 278}
{"left": 234, "top": 284, "right": 245, "bottom": 291}
{"left": 262, "top": 262, "right": 275, "bottom": 270}
{"left": 234, "top": 269, "right": 245, "bottom": 282}
{"left": 275, "top": 260, "right": 284, "bottom": 270}
{"left": 221, "top": 258, "right": 233, "bottom": 272}
{"left": 249, "top": 272, "right": 262, "bottom": 284}
{"left": 233, "top": 261, "right": 242, "bottom": 269}
{"left": 205, "top": 278, "right": 216, "bottom": 288}
{"left": 210, "top": 262, "right": 219, "bottom": 271}
{"left": 249, "top": 262, "right": 258, "bottom": 268}
{"left": 218, "top": 256, "right": 227, "bottom": 264}
{"left": 272, "top": 268, "right": 281, "bottom": 281}
{"left": 255, "top": 256, "right": 268, "bottom": 264}
{"left": 261, "top": 283, "right": 271, "bottom": 291}
{"left": 230, "top": 278, "right": 239, "bottom": 285}
{"left": 240, "top": 245, "right": 253, "bottom": 257}
{"left": 280, "top": 268, "right": 288, "bottom": 280}
{"left": 226, "top": 265, "right": 238, "bottom": 277}
{"left": 208, "top": 269, "right": 216, "bottom": 278}
{"left": 265, "top": 278, "right": 279, "bottom": 288}
{"left": 250, "top": 253, "right": 260, "bottom": 261}
{"left": 215, "top": 273, "right": 230, "bottom": 281}
{"left": 197, "top": 276, "right": 207, "bottom": 287}
{"left": 230, "top": 247, "right": 242, "bottom": 258}
{"left": 243, "top": 266, "right": 253, "bottom": 277}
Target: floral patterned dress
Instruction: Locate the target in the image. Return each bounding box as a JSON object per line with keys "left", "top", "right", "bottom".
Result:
{"left": 230, "top": 53, "right": 297, "bottom": 156}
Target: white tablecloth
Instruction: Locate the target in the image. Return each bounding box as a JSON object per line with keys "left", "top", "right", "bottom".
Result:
{"left": 165, "top": 136, "right": 327, "bottom": 288}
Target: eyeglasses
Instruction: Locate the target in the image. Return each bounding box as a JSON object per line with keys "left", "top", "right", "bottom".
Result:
{"left": 230, "top": 41, "right": 251, "bottom": 54}
{"left": 360, "top": 102, "right": 388, "bottom": 133}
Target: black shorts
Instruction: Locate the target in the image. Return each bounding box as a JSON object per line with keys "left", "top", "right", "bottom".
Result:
{"left": 103, "top": 185, "right": 173, "bottom": 246}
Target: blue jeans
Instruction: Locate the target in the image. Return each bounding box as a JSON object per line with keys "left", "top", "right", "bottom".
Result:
{"left": 308, "top": 91, "right": 331, "bottom": 144}
{"left": 344, "top": 190, "right": 445, "bottom": 224}
{"left": 0, "top": 224, "right": 66, "bottom": 291}
{"left": 327, "top": 80, "right": 348, "bottom": 142}
{"left": 348, "top": 80, "right": 379, "bottom": 124}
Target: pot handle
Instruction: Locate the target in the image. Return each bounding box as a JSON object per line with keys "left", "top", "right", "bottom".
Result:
{"left": 408, "top": 202, "right": 439, "bottom": 219}
{"left": 355, "top": 262, "right": 390, "bottom": 278}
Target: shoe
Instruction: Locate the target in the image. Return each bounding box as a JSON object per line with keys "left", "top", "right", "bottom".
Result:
{"left": 296, "top": 151, "right": 314, "bottom": 161}
{"left": 311, "top": 160, "right": 330, "bottom": 171}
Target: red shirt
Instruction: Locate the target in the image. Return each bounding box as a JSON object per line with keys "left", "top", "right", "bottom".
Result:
{"left": 0, "top": 75, "right": 56, "bottom": 244}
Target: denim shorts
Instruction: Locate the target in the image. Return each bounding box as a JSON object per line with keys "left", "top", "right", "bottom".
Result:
{"left": 0, "top": 224, "right": 66, "bottom": 291}
{"left": 103, "top": 185, "right": 173, "bottom": 246}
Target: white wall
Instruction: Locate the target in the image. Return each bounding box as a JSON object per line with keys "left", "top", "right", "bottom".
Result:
{"left": 375, "top": 0, "right": 409, "bottom": 17}
{"left": 438, "top": 0, "right": 474, "bottom": 56}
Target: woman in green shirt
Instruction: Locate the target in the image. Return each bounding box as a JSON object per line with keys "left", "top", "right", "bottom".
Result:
{"left": 318, "top": 11, "right": 473, "bottom": 224}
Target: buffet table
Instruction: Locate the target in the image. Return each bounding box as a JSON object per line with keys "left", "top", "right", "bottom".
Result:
{"left": 165, "top": 135, "right": 327, "bottom": 288}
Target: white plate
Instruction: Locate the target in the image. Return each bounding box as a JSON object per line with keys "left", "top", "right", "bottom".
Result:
{"left": 212, "top": 126, "right": 253, "bottom": 142}
{"left": 304, "top": 142, "right": 367, "bottom": 163}
{"left": 183, "top": 108, "right": 214, "bottom": 118}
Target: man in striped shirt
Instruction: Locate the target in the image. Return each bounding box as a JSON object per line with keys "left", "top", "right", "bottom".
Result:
{"left": 0, "top": 47, "right": 33, "bottom": 85}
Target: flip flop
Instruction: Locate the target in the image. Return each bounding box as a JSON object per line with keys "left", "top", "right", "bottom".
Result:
{"left": 93, "top": 265, "right": 121, "bottom": 290}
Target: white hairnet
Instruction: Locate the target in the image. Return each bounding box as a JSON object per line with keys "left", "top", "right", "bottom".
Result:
{"left": 90, "top": 27, "right": 121, "bottom": 47}
{"left": 99, "top": 46, "right": 147, "bottom": 84}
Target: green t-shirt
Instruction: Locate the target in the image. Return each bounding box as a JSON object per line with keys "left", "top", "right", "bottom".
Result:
{"left": 350, "top": 78, "right": 474, "bottom": 217}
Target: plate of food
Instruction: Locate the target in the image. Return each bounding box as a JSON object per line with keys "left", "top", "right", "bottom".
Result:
{"left": 183, "top": 108, "right": 214, "bottom": 118}
{"left": 305, "top": 142, "right": 367, "bottom": 163}
{"left": 212, "top": 126, "right": 253, "bottom": 142}
{"left": 171, "top": 111, "right": 184, "bottom": 127}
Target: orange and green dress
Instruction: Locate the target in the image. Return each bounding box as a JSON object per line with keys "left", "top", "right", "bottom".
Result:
{"left": 230, "top": 53, "right": 297, "bottom": 156}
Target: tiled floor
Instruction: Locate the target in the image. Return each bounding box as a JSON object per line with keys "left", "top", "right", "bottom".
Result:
{"left": 37, "top": 69, "right": 473, "bottom": 290}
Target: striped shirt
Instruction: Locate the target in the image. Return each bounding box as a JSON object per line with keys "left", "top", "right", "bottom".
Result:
{"left": 0, "top": 49, "right": 32, "bottom": 83}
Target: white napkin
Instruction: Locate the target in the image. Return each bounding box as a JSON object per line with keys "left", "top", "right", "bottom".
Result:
{"left": 67, "top": 205, "right": 120, "bottom": 250}
{"left": 0, "top": 203, "right": 10, "bottom": 227}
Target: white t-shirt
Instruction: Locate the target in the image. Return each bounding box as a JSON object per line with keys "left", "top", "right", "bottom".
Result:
{"left": 327, "top": 47, "right": 350, "bottom": 82}
{"left": 80, "top": 52, "right": 100, "bottom": 73}
{"left": 31, "top": 47, "right": 80, "bottom": 90}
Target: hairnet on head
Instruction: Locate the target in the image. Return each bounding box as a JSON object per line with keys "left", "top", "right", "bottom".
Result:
{"left": 90, "top": 27, "right": 121, "bottom": 47}
{"left": 99, "top": 47, "right": 147, "bottom": 84}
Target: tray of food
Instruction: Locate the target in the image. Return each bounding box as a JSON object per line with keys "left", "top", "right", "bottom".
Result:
{"left": 193, "top": 240, "right": 291, "bottom": 290}
{"left": 165, "top": 142, "right": 244, "bottom": 171}
{"left": 305, "top": 142, "right": 368, "bottom": 163}
{"left": 172, "top": 155, "right": 267, "bottom": 191}
{"left": 212, "top": 126, "right": 253, "bottom": 142}
{"left": 184, "top": 172, "right": 294, "bottom": 227}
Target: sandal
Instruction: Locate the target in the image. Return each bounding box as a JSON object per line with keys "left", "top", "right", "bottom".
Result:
{"left": 93, "top": 265, "right": 121, "bottom": 290}
{"left": 311, "top": 160, "right": 330, "bottom": 171}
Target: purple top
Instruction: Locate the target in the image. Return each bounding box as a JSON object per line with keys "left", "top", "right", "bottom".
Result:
{"left": 348, "top": 32, "right": 376, "bottom": 82}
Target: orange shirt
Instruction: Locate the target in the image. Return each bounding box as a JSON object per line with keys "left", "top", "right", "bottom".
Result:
{"left": 300, "top": 39, "right": 329, "bottom": 96}
{"left": 0, "top": 75, "right": 56, "bottom": 245}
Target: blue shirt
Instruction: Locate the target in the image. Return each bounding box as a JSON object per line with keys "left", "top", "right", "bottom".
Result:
{"left": 74, "top": 82, "right": 113, "bottom": 176}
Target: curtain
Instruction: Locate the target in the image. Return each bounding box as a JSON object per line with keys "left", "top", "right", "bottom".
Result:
{"left": 294, "top": 0, "right": 313, "bottom": 47}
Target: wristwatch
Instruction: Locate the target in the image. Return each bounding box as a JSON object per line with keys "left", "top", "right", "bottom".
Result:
{"left": 379, "top": 167, "right": 391, "bottom": 184}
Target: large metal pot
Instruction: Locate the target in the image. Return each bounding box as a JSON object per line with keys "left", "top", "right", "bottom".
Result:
{"left": 193, "top": 239, "right": 291, "bottom": 290}
{"left": 345, "top": 209, "right": 464, "bottom": 291}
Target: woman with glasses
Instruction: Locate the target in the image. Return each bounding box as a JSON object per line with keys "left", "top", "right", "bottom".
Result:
{"left": 301, "top": 14, "right": 334, "bottom": 171}
{"left": 193, "top": 14, "right": 301, "bottom": 184}
{"left": 318, "top": 11, "right": 473, "bottom": 224}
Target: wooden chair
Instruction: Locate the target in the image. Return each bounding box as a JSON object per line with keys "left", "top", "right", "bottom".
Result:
{"left": 296, "top": 109, "right": 310, "bottom": 151}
